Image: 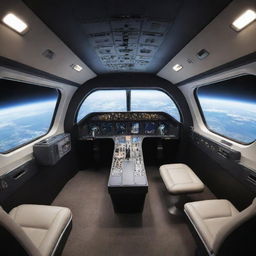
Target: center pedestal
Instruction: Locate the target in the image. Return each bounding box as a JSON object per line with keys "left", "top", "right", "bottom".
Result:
{"left": 108, "top": 136, "right": 148, "bottom": 213}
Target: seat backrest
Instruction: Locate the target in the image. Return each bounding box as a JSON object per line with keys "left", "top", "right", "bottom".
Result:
{"left": 214, "top": 198, "right": 256, "bottom": 256}
{"left": 0, "top": 206, "right": 41, "bottom": 256}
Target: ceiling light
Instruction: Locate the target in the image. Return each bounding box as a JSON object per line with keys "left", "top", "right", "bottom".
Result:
{"left": 2, "top": 13, "right": 28, "bottom": 34}
{"left": 172, "top": 64, "right": 183, "bottom": 72}
{"left": 231, "top": 9, "right": 256, "bottom": 32}
{"left": 71, "top": 64, "right": 83, "bottom": 72}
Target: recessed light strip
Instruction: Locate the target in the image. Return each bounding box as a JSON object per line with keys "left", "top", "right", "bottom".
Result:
{"left": 231, "top": 9, "right": 256, "bottom": 32}
{"left": 2, "top": 13, "right": 28, "bottom": 34}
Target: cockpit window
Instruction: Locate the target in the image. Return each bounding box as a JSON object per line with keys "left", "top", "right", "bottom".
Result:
{"left": 0, "top": 79, "right": 59, "bottom": 153}
{"left": 77, "top": 89, "right": 181, "bottom": 122}
{"left": 130, "top": 90, "right": 180, "bottom": 122}
{"left": 196, "top": 75, "right": 256, "bottom": 144}
{"left": 77, "top": 90, "right": 127, "bottom": 122}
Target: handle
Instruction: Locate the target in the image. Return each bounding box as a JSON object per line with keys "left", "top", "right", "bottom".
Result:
{"left": 12, "top": 170, "right": 27, "bottom": 180}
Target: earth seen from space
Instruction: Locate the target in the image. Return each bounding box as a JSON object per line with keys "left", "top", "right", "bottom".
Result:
{"left": 0, "top": 95, "right": 255, "bottom": 153}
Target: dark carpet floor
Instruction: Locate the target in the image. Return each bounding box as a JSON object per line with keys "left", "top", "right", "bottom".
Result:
{"left": 52, "top": 166, "right": 215, "bottom": 256}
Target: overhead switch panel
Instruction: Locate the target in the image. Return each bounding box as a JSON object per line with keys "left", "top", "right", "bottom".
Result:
{"left": 84, "top": 17, "right": 170, "bottom": 71}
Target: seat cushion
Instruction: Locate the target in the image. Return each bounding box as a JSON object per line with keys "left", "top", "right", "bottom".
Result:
{"left": 9, "top": 204, "right": 72, "bottom": 256}
{"left": 159, "top": 164, "right": 204, "bottom": 194}
{"left": 0, "top": 206, "right": 41, "bottom": 256}
{"left": 184, "top": 199, "right": 238, "bottom": 253}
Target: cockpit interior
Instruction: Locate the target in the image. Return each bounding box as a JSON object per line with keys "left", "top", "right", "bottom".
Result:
{"left": 0, "top": 0, "right": 255, "bottom": 255}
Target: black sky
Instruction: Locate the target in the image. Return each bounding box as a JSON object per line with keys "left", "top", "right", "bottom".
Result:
{"left": 0, "top": 79, "right": 58, "bottom": 108}
{"left": 198, "top": 75, "right": 256, "bottom": 103}
{"left": 1, "top": 75, "right": 255, "bottom": 110}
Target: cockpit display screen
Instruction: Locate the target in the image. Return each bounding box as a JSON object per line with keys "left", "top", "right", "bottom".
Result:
{"left": 101, "top": 122, "right": 112, "bottom": 135}
{"left": 78, "top": 112, "right": 180, "bottom": 140}
{"left": 132, "top": 136, "right": 139, "bottom": 143}
{"left": 144, "top": 122, "right": 157, "bottom": 134}
{"left": 131, "top": 122, "right": 139, "bottom": 134}
{"left": 116, "top": 122, "right": 126, "bottom": 135}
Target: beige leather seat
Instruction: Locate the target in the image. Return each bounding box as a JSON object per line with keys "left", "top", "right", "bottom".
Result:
{"left": 0, "top": 204, "right": 72, "bottom": 256}
{"left": 184, "top": 198, "right": 256, "bottom": 255}
{"left": 160, "top": 163, "right": 204, "bottom": 194}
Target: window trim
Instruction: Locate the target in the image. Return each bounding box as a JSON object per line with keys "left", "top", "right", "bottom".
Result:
{"left": 75, "top": 87, "right": 182, "bottom": 124}
{"left": 194, "top": 85, "right": 256, "bottom": 146}
{"left": 0, "top": 84, "right": 61, "bottom": 154}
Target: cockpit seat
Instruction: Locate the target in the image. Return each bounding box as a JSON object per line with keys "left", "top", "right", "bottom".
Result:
{"left": 184, "top": 198, "right": 256, "bottom": 255}
{"left": 0, "top": 204, "right": 72, "bottom": 256}
{"left": 159, "top": 163, "right": 204, "bottom": 215}
{"left": 160, "top": 164, "right": 204, "bottom": 194}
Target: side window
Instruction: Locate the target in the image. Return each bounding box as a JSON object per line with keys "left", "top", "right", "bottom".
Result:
{"left": 196, "top": 75, "right": 256, "bottom": 144}
{"left": 0, "top": 79, "right": 59, "bottom": 153}
{"left": 131, "top": 90, "right": 181, "bottom": 121}
{"left": 77, "top": 90, "right": 127, "bottom": 122}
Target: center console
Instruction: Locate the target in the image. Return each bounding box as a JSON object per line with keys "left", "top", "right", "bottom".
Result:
{"left": 77, "top": 112, "right": 180, "bottom": 213}
{"left": 108, "top": 136, "right": 148, "bottom": 213}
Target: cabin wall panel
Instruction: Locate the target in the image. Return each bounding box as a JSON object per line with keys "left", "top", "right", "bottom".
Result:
{"left": 179, "top": 62, "right": 256, "bottom": 171}
{"left": 1, "top": 150, "right": 78, "bottom": 212}
{"left": 0, "top": 67, "right": 78, "bottom": 175}
{"left": 184, "top": 137, "right": 255, "bottom": 211}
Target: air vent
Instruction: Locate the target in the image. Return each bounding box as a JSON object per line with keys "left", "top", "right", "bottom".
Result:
{"left": 221, "top": 140, "right": 233, "bottom": 147}
{"left": 42, "top": 49, "right": 55, "bottom": 60}
{"left": 196, "top": 49, "right": 209, "bottom": 60}
{"left": 186, "top": 58, "right": 193, "bottom": 64}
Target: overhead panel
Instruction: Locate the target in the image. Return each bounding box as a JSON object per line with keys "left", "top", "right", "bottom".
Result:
{"left": 21, "top": 0, "right": 233, "bottom": 74}
{"left": 84, "top": 18, "right": 170, "bottom": 72}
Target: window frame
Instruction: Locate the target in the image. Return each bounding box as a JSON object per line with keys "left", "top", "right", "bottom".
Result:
{"left": 0, "top": 79, "right": 61, "bottom": 154}
{"left": 76, "top": 87, "right": 182, "bottom": 123}
{"left": 194, "top": 77, "right": 256, "bottom": 145}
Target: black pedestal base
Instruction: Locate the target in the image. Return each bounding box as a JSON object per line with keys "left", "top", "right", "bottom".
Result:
{"left": 108, "top": 187, "right": 147, "bottom": 213}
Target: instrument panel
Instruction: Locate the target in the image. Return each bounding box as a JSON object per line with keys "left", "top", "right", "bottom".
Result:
{"left": 78, "top": 112, "right": 180, "bottom": 139}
